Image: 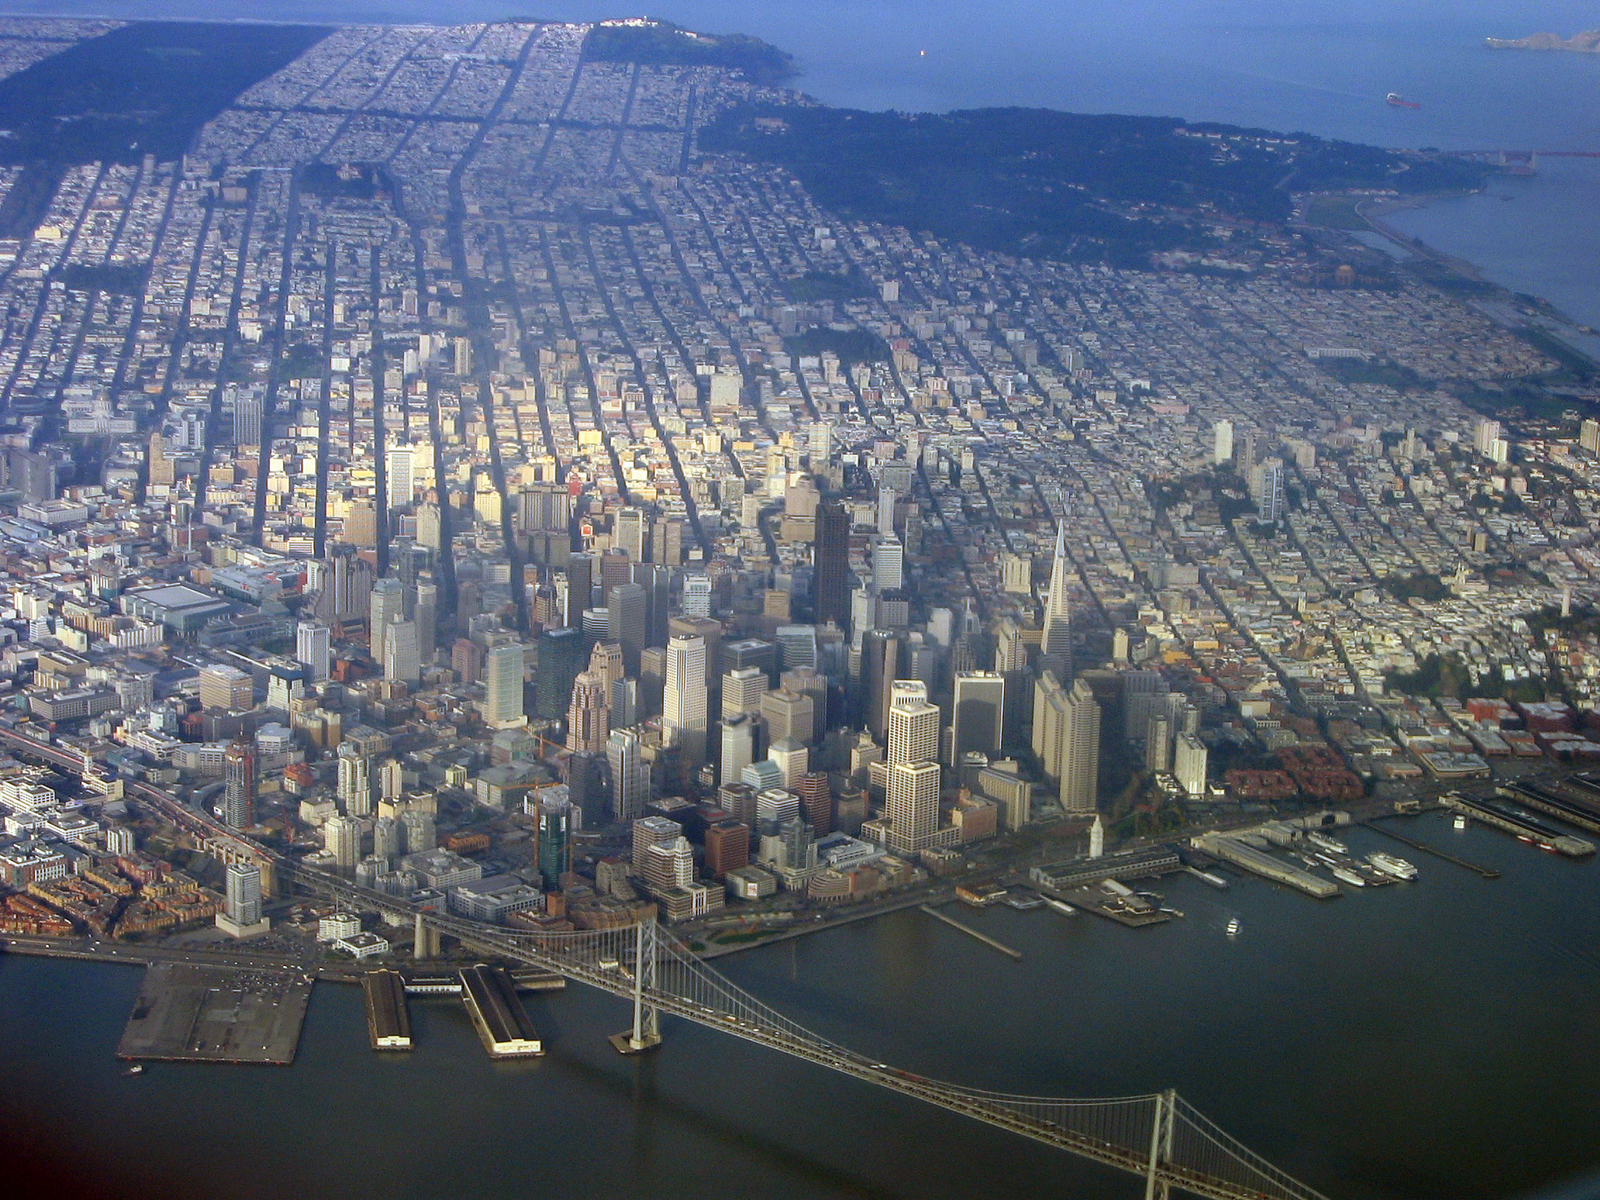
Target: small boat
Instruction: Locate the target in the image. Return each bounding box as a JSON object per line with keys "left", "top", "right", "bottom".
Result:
{"left": 123, "top": 1064, "right": 145, "bottom": 1076}
{"left": 1044, "top": 898, "right": 1077, "bottom": 918}
{"left": 1453, "top": 814, "right": 1468, "bottom": 831}
{"left": 1386, "top": 92, "right": 1421, "bottom": 109}
{"left": 1225, "top": 917, "right": 1240, "bottom": 938}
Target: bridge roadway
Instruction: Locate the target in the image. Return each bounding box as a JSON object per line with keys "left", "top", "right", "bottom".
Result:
{"left": 287, "top": 864, "right": 1322, "bottom": 1200}
{"left": 0, "top": 722, "right": 1326, "bottom": 1200}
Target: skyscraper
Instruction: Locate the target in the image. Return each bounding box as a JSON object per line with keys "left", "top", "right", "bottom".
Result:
{"left": 1213, "top": 418, "right": 1233, "bottom": 465}
{"left": 760, "top": 687, "right": 815, "bottom": 745}
{"left": 369, "top": 576, "right": 403, "bottom": 669}
{"left": 886, "top": 760, "right": 941, "bottom": 853}
{"left": 384, "top": 617, "right": 421, "bottom": 684}
{"left": 219, "top": 861, "right": 267, "bottom": 937}
{"left": 326, "top": 814, "right": 360, "bottom": 872}
{"left": 721, "top": 666, "right": 766, "bottom": 720}
{"left": 566, "top": 651, "right": 612, "bottom": 755}
{"left": 1256, "top": 459, "right": 1285, "bottom": 524}
{"left": 296, "top": 620, "right": 332, "bottom": 684}
{"left": 871, "top": 534, "right": 904, "bottom": 590}
{"left": 337, "top": 743, "right": 374, "bottom": 816}
{"left": 233, "top": 391, "right": 263, "bottom": 448}
{"left": 484, "top": 642, "right": 526, "bottom": 729}
{"left": 535, "top": 627, "right": 583, "bottom": 721}
{"left": 1041, "top": 523, "right": 1072, "bottom": 672}
{"left": 607, "top": 581, "right": 648, "bottom": 677}
{"left": 614, "top": 507, "right": 648, "bottom": 563}
{"left": 951, "top": 671, "right": 1006, "bottom": 764}
{"left": 609, "top": 728, "right": 651, "bottom": 823}
{"left": 662, "top": 634, "right": 708, "bottom": 764}
{"left": 537, "top": 795, "right": 575, "bottom": 887}
{"left": 719, "top": 713, "right": 758, "bottom": 787}
{"left": 813, "top": 500, "right": 851, "bottom": 632}
{"left": 222, "top": 741, "right": 257, "bottom": 830}
{"left": 888, "top": 680, "right": 939, "bottom": 766}
{"left": 386, "top": 444, "right": 414, "bottom": 511}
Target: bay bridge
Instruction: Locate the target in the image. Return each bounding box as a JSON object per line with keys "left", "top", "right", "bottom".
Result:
{"left": 288, "top": 862, "right": 1330, "bottom": 1200}
{"left": 0, "top": 720, "right": 1330, "bottom": 1200}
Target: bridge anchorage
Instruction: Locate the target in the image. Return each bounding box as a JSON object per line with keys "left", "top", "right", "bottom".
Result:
{"left": 290, "top": 865, "right": 1331, "bottom": 1200}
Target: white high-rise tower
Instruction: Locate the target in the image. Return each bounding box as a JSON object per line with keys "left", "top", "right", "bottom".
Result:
{"left": 1041, "top": 523, "right": 1072, "bottom": 674}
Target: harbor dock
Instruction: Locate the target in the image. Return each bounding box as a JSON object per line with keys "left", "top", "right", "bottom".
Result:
{"left": 1442, "top": 793, "right": 1595, "bottom": 857}
{"left": 362, "top": 969, "right": 412, "bottom": 1051}
{"left": 919, "top": 904, "right": 1023, "bottom": 960}
{"left": 1193, "top": 834, "right": 1339, "bottom": 898}
{"left": 458, "top": 964, "right": 543, "bottom": 1057}
{"left": 117, "top": 962, "right": 312, "bottom": 1065}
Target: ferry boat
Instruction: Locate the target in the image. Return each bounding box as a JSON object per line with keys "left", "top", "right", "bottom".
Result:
{"left": 1366, "top": 852, "right": 1418, "bottom": 880}
{"left": 123, "top": 1064, "right": 145, "bottom": 1076}
{"left": 1044, "top": 898, "right": 1077, "bottom": 918}
{"left": 1453, "top": 813, "right": 1468, "bottom": 831}
{"left": 1225, "top": 917, "right": 1240, "bottom": 938}
{"left": 1330, "top": 865, "right": 1366, "bottom": 888}
{"left": 1306, "top": 831, "right": 1349, "bottom": 855}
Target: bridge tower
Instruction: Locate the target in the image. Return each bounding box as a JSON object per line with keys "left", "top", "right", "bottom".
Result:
{"left": 1144, "top": 1089, "right": 1176, "bottom": 1200}
{"left": 609, "top": 914, "right": 662, "bottom": 1054}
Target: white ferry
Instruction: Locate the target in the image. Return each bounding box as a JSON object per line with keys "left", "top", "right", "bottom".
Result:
{"left": 1366, "top": 852, "right": 1418, "bottom": 880}
{"left": 1225, "top": 917, "right": 1240, "bottom": 938}
{"left": 1330, "top": 865, "right": 1366, "bottom": 888}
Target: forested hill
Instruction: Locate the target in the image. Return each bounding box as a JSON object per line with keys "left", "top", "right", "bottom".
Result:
{"left": 701, "top": 105, "right": 1488, "bottom": 267}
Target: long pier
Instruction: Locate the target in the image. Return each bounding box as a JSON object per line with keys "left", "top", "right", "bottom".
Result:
{"left": 919, "top": 904, "right": 1023, "bottom": 960}
{"left": 1364, "top": 820, "right": 1501, "bottom": 879}
{"left": 362, "top": 970, "right": 412, "bottom": 1051}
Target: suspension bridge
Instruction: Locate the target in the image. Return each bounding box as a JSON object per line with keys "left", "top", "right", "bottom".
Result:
{"left": 288, "top": 863, "right": 1330, "bottom": 1200}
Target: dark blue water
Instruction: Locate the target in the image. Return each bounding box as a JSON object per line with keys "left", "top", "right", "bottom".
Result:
{"left": 5, "top": 816, "right": 1600, "bottom": 1200}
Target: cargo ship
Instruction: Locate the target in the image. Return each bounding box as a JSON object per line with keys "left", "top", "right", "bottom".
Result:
{"left": 1387, "top": 93, "right": 1422, "bottom": 109}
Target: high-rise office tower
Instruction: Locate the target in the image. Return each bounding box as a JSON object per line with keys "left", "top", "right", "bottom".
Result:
{"left": 669, "top": 617, "right": 722, "bottom": 688}
{"left": 871, "top": 534, "right": 904, "bottom": 590}
{"left": 222, "top": 741, "right": 257, "bottom": 829}
{"left": 413, "top": 575, "right": 437, "bottom": 661}
{"left": 662, "top": 635, "right": 708, "bottom": 764}
{"left": 296, "top": 620, "right": 332, "bottom": 683}
{"left": 484, "top": 642, "right": 526, "bottom": 729}
{"left": 384, "top": 617, "right": 421, "bottom": 684}
{"left": 682, "top": 575, "right": 713, "bottom": 618}
{"left": 719, "top": 713, "right": 758, "bottom": 787}
{"left": 233, "top": 391, "right": 263, "bottom": 448}
{"left": 795, "top": 771, "right": 832, "bottom": 836}
{"left": 769, "top": 737, "right": 808, "bottom": 790}
{"left": 608, "top": 728, "right": 651, "bottom": 823}
{"left": 337, "top": 743, "right": 374, "bottom": 816}
{"left": 1256, "top": 459, "right": 1285, "bottom": 524}
{"left": 199, "top": 664, "right": 253, "bottom": 712}
{"left": 536, "top": 627, "right": 583, "bottom": 720}
{"left": 224, "top": 862, "right": 263, "bottom": 928}
{"left": 326, "top": 814, "right": 360, "bottom": 872}
{"left": 886, "top": 760, "right": 941, "bottom": 853}
{"left": 614, "top": 507, "right": 648, "bottom": 564}
{"left": 453, "top": 637, "right": 485, "bottom": 685}
{"left": 607, "top": 582, "right": 649, "bottom": 677}
{"left": 722, "top": 666, "right": 766, "bottom": 720}
{"left": 650, "top": 516, "right": 683, "bottom": 566}
{"left": 775, "top": 624, "right": 818, "bottom": 671}
{"left": 1174, "top": 733, "right": 1209, "bottom": 799}
{"left": 877, "top": 485, "right": 897, "bottom": 536}
{"left": 386, "top": 444, "right": 414, "bottom": 511}
{"left": 813, "top": 500, "right": 851, "bottom": 632}
{"left": 632, "top": 562, "right": 671, "bottom": 648}
{"left": 888, "top": 681, "right": 939, "bottom": 766}
{"left": 1041, "top": 523, "right": 1072, "bottom": 673}
{"left": 369, "top": 576, "right": 403, "bottom": 669}
{"left": 599, "top": 548, "right": 632, "bottom": 604}
{"left": 566, "top": 654, "right": 612, "bottom": 755}
{"left": 721, "top": 638, "right": 776, "bottom": 685}
{"left": 862, "top": 630, "right": 901, "bottom": 742}
{"left": 632, "top": 816, "right": 683, "bottom": 875}
{"left": 951, "top": 671, "right": 1006, "bottom": 764}
{"left": 760, "top": 687, "right": 815, "bottom": 745}
{"left": 537, "top": 795, "right": 575, "bottom": 887}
